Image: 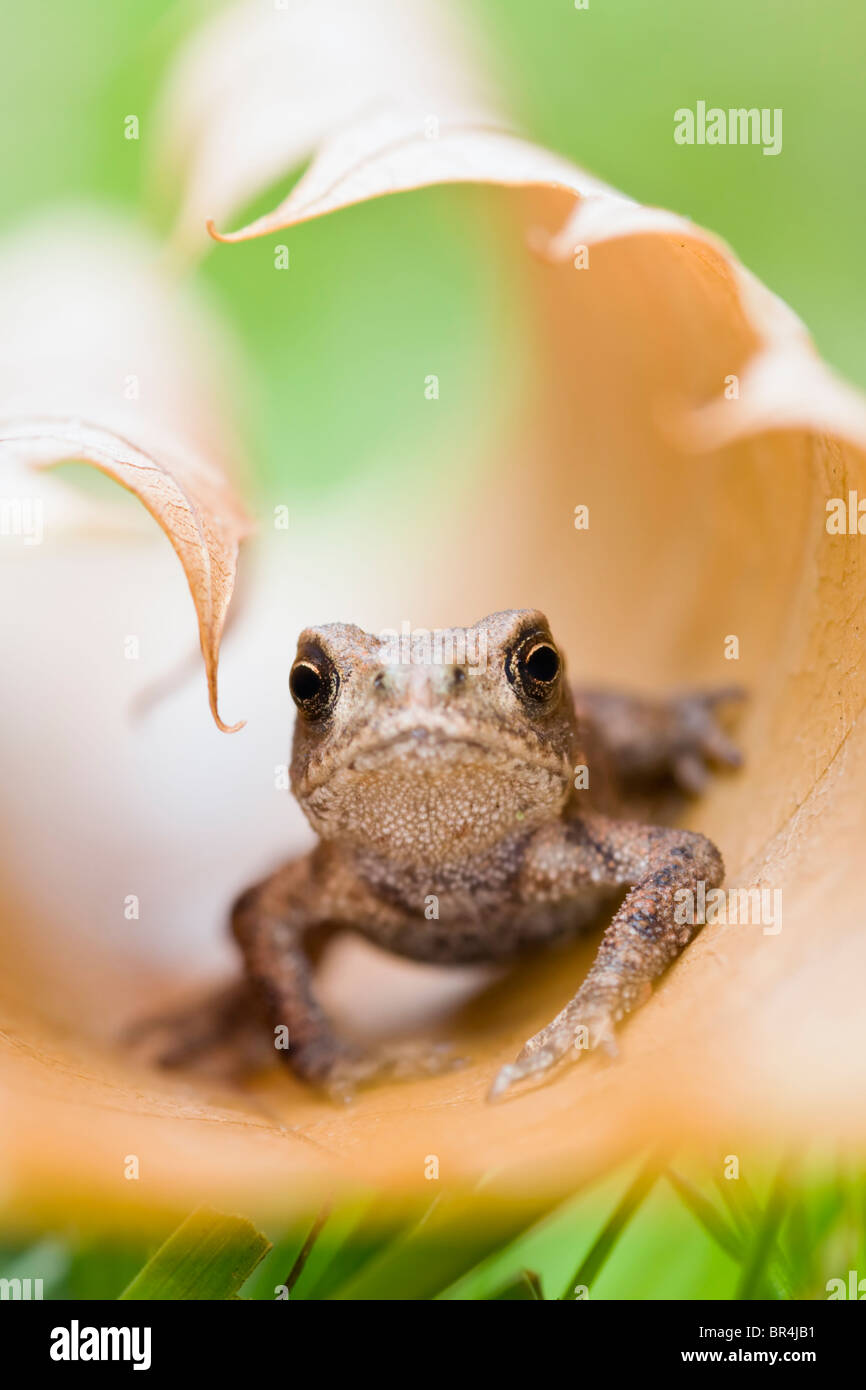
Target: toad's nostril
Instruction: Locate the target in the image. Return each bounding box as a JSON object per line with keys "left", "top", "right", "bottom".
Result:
{"left": 373, "top": 671, "right": 386, "bottom": 692}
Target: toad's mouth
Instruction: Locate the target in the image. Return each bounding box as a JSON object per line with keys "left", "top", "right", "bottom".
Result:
{"left": 340, "top": 726, "right": 569, "bottom": 783}
{"left": 348, "top": 728, "right": 496, "bottom": 772}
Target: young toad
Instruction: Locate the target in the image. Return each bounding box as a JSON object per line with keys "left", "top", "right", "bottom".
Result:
{"left": 138, "top": 610, "right": 742, "bottom": 1101}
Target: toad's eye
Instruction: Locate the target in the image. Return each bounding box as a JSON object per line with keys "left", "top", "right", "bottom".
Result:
{"left": 289, "top": 647, "right": 339, "bottom": 720}
{"left": 523, "top": 642, "right": 560, "bottom": 683}
{"left": 507, "top": 630, "right": 562, "bottom": 704}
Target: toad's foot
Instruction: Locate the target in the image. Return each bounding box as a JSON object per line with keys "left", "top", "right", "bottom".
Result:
{"left": 123, "top": 979, "right": 271, "bottom": 1077}
{"left": 575, "top": 685, "right": 745, "bottom": 798}
{"left": 488, "top": 991, "right": 629, "bottom": 1101}
{"left": 291, "top": 1036, "right": 468, "bottom": 1104}
{"left": 663, "top": 688, "right": 745, "bottom": 794}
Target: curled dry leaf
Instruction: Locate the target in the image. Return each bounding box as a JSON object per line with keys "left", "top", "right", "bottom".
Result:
{"left": 0, "top": 213, "right": 253, "bottom": 731}
{"left": 154, "top": 0, "right": 500, "bottom": 254}
{"left": 3, "top": 6, "right": 866, "bottom": 1228}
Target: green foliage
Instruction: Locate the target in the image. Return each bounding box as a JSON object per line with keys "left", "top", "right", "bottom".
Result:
{"left": 489, "top": 1269, "right": 543, "bottom": 1300}
{"left": 118, "top": 1207, "right": 270, "bottom": 1301}
{"left": 3, "top": 1156, "right": 861, "bottom": 1300}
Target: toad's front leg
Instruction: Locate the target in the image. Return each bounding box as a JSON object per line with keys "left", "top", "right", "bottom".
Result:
{"left": 124, "top": 859, "right": 337, "bottom": 1081}
{"left": 233, "top": 853, "right": 461, "bottom": 1099}
{"left": 230, "top": 857, "right": 343, "bottom": 1086}
{"left": 490, "top": 814, "right": 723, "bottom": 1099}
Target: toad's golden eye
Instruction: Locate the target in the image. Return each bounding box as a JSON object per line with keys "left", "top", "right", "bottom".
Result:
{"left": 506, "top": 630, "right": 561, "bottom": 704}
{"left": 289, "top": 646, "right": 339, "bottom": 720}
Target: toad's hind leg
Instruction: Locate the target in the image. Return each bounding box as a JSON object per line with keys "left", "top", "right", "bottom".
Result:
{"left": 574, "top": 686, "right": 744, "bottom": 812}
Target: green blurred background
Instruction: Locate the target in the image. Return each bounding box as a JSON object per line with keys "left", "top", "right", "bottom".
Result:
{"left": 1, "top": 0, "right": 864, "bottom": 1299}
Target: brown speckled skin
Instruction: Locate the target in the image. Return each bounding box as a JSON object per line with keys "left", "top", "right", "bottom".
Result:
{"left": 227, "top": 609, "right": 741, "bottom": 1100}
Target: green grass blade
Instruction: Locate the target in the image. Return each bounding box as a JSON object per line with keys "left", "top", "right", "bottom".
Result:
{"left": 675, "top": 1168, "right": 793, "bottom": 1297}
{"left": 119, "top": 1207, "right": 270, "bottom": 1301}
{"left": 329, "top": 1190, "right": 557, "bottom": 1301}
{"left": 489, "top": 1269, "right": 544, "bottom": 1300}
{"left": 299, "top": 1197, "right": 418, "bottom": 1300}
{"left": 665, "top": 1169, "right": 744, "bottom": 1262}
{"left": 282, "top": 1200, "right": 332, "bottom": 1297}
{"left": 558, "top": 1154, "right": 663, "bottom": 1300}
{"left": 713, "top": 1170, "right": 752, "bottom": 1237}
{"left": 735, "top": 1163, "right": 792, "bottom": 1301}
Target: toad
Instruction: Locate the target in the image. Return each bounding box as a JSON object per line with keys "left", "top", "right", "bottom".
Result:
{"left": 137, "top": 610, "right": 741, "bottom": 1101}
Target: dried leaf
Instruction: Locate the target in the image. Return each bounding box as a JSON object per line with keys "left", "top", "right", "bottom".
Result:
{"left": 154, "top": 0, "right": 499, "bottom": 254}
{"left": 0, "top": 213, "right": 253, "bottom": 730}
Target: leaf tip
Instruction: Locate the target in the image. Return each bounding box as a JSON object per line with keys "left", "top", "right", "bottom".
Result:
{"left": 207, "top": 218, "right": 239, "bottom": 245}
{"left": 207, "top": 673, "right": 246, "bottom": 734}
{"left": 212, "top": 707, "right": 247, "bottom": 735}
